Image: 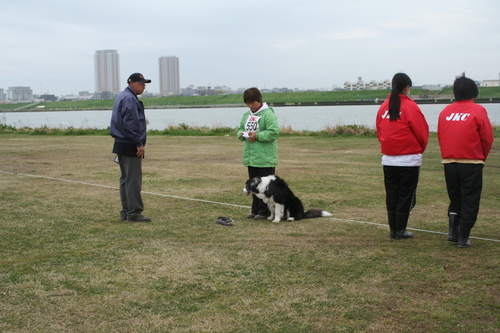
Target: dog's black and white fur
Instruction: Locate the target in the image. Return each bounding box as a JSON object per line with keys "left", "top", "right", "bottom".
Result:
{"left": 243, "top": 175, "right": 332, "bottom": 223}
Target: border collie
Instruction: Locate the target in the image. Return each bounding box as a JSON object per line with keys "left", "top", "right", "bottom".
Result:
{"left": 243, "top": 175, "right": 332, "bottom": 223}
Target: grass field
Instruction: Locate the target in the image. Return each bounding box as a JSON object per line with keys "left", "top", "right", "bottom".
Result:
{"left": 1, "top": 134, "right": 499, "bottom": 332}
{"left": 1, "top": 86, "right": 500, "bottom": 111}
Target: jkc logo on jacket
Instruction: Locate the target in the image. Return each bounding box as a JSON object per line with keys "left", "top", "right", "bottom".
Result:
{"left": 380, "top": 110, "right": 401, "bottom": 119}
{"left": 445, "top": 113, "right": 470, "bottom": 121}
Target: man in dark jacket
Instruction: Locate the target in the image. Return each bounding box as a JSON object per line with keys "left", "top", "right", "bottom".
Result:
{"left": 110, "top": 73, "right": 152, "bottom": 222}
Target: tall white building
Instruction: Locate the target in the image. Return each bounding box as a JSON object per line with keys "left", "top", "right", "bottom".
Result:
{"left": 159, "top": 56, "right": 180, "bottom": 96}
{"left": 94, "top": 50, "right": 120, "bottom": 93}
{"left": 7, "top": 86, "right": 33, "bottom": 102}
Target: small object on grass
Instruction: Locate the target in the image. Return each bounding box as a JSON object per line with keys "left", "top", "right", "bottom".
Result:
{"left": 217, "top": 217, "right": 233, "bottom": 226}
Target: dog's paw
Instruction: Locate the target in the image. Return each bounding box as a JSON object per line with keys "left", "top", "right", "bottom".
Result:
{"left": 272, "top": 219, "right": 280, "bottom": 223}
{"left": 287, "top": 217, "right": 295, "bottom": 222}
{"left": 267, "top": 216, "right": 273, "bottom": 221}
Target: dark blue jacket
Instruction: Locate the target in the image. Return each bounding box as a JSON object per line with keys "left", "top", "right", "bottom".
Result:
{"left": 110, "top": 86, "right": 147, "bottom": 147}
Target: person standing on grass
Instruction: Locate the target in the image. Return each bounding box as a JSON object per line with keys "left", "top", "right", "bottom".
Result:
{"left": 237, "top": 87, "right": 279, "bottom": 220}
{"left": 110, "top": 73, "right": 152, "bottom": 223}
{"left": 438, "top": 75, "right": 493, "bottom": 248}
{"left": 376, "top": 73, "right": 429, "bottom": 240}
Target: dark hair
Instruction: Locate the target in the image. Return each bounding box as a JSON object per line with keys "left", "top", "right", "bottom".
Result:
{"left": 453, "top": 75, "right": 478, "bottom": 101}
{"left": 243, "top": 87, "right": 262, "bottom": 104}
{"left": 388, "top": 73, "right": 412, "bottom": 121}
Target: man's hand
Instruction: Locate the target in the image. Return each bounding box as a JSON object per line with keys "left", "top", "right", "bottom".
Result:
{"left": 136, "top": 146, "right": 145, "bottom": 158}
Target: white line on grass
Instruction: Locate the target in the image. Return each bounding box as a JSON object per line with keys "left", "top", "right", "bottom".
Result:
{"left": 328, "top": 217, "right": 500, "bottom": 243}
{"left": 2, "top": 170, "right": 499, "bottom": 243}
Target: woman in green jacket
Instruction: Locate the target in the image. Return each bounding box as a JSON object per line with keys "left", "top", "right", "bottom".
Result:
{"left": 237, "top": 88, "right": 279, "bottom": 219}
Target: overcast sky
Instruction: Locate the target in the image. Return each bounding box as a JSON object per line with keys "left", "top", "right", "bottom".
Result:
{"left": 1, "top": 0, "right": 499, "bottom": 96}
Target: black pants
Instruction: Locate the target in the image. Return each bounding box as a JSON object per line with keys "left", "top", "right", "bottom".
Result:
{"left": 248, "top": 166, "right": 275, "bottom": 216}
{"left": 383, "top": 166, "right": 420, "bottom": 214}
{"left": 444, "top": 163, "right": 483, "bottom": 229}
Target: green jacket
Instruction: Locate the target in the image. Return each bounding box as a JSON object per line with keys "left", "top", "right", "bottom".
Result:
{"left": 237, "top": 106, "right": 279, "bottom": 167}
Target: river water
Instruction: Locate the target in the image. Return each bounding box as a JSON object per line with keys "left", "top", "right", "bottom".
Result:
{"left": 2, "top": 103, "right": 500, "bottom": 132}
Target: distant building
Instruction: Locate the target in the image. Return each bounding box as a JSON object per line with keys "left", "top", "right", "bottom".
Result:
{"left": 0, "top": 88, "right": 6, "bottom": 101}
{"left": 39, "top": 94, "right": 57, "bottom": 102}
{"left": 481, "top": 79, "right": 500, "bottom": 87}
{"left": 93, "top": 91, "right": 116, "bottom": 100}
{"left": 344, "top": 77, "right": 391, "bottom": 91}
{"left": 60, "top": 94, "right": 82, "bottom": 101}
{"left": 213, "top": 85, "right": 231, "bottom": 94}
{"left": 94, "top": 50, "right": 120, "bottom": 93}
{"left": 7, "top": 86, "right": 33, "bottom": 102}
{"left": 159, "top": 56, "right": 180, "bottom": 96}
{"left": 195, "top": 86, "right": 208, "bottom": 95}
{"left": 422, "top": 84, "right": 442, "bottom": 91}
{"left": 180, "top": 86, "right": 196, "bottom": 96}
{"left": 261, "top": 87, "right": 294, "bottom": 93}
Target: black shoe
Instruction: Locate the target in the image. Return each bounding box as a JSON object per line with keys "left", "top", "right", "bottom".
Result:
{"left": 394, "top": 212, "right": 413, "bottom": 239}
{"left": 394, "top": 230, "right": 413, "bottom": 239}
{"left": 247, "top": 214, "right": 256, "bottom": 219}
{"left": 457, "top": 224, "right": 472, "bottom": 248}
{"left": 447, "top": 213, "right": 459, "bottom": 242}
{"left": 457, "top": 240, "right": 472, "bottom": 248}
{"left": 388, "top": 211, "right": 396, "bottom": 239}
{"left": 254, "top": 215, "right": 267, "bottom": 220}
{"left": 127, "top": 214, "right": 152, "bottom": 222}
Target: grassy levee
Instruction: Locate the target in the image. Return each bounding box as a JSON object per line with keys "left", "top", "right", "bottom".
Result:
{"left": 1, "top": 134, "right": 499, "bottom": 332}
{"left": 2, "top": 86, "right": 500, "bottom": 111}
{"left": 441, "top": 86, "right": 500, "bottom": 99}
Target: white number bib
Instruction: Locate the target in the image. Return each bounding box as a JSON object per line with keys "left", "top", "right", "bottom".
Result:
{"left": 245, "top": 115, "right": 261, "bottom": 132}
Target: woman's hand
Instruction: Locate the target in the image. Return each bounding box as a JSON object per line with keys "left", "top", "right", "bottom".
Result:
{"left": 248, "top": 132, "right": 257, "bottom": 142}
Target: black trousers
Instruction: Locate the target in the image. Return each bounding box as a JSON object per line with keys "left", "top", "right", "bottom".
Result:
{"left": 248, "top": 166, "right": 275, "bottom": 216}
{"left": 383, "top": 166, "right": 420, "bottom": 214}
{"left": 444, "top": 163, "right": 483, "bottom": 229}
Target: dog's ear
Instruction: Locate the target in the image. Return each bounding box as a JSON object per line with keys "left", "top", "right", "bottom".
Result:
{"left": 251, "top": 177, "right": 262, "bottom": 187}
{"left": 246, "top": 177, "right": 261, "bottom": 192}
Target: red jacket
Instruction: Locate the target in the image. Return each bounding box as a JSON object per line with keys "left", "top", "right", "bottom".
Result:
{"left": 376, "top": 94, "right": 429, "bottom": 156}
{"left": 438, "top": 100, "right": 493, "bottom": 161}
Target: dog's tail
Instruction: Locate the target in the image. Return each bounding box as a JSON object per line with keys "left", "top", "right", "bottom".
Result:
{"left": 304, "top": 209, "right": 333, "bottom": 219}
